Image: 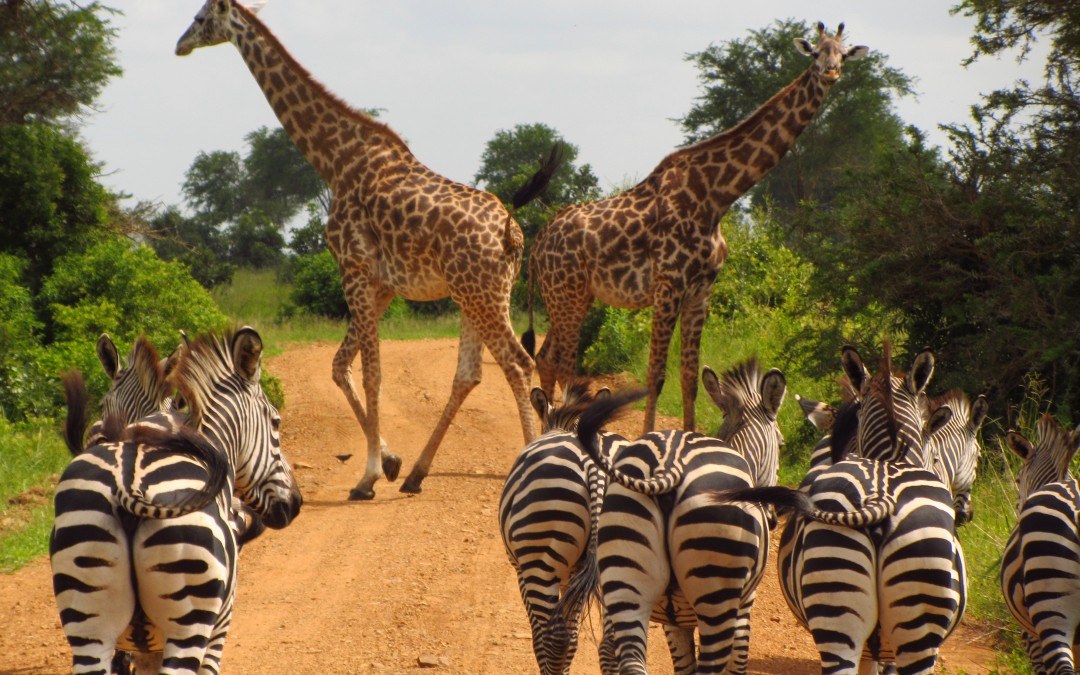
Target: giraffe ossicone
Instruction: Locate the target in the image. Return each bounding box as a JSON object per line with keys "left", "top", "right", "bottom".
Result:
{"left": 177, "top": 0, "right": 559, "bottom": 500}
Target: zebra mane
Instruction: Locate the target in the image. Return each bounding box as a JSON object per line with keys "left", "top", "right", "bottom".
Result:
{"left": 169, "top": 328, "right": 244, "bottom": 429}
{"left": 931, "top": 390, "right": 970, "bottom": 429}
{"left": 542, "top": 381, "right": 600, "bottom": 433}
{"left": 127, "top": 336, "right": 170, "bottom": 405}
{"left": 828, "top": 397, "right": 861, "bottom": 464}
{"left": 1035, "top": 413, "right": 1080, "bottom": 484}
{"left": 713, "top": 358, "right": 764, "bottom": 441}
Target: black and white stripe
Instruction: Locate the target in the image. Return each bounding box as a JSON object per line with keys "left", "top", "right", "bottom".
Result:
{"left": 50, "top": 327, "right": 302, "bottom": 675}
{"left": 571, "top": 359, "right": 786, "bottom": 674}
{"left": 1001, "top": 414, "right": 1080, "bottom": 675}
{"left": 499, "top": 383, "right": 623, "bottom": 675}
{"left": 713, "top": 346, "right": 961, "bottom": 675}
{"left": 926, "top": 391, "right": 988, "bottom": 526}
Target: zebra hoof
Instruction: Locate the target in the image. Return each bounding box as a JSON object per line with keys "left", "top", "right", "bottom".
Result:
{"left": 399, "top": 476, "right": 423, "bottom": 494}
{"left": 382, "top": 454, "right": 402, "bottom": 482}
{"left": 348, "top": 485, "right": 376, "bottom": 501}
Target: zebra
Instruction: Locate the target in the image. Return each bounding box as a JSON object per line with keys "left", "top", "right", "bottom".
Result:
{"left": 712, "top": 345, "right": 960, "bottom": 675}
{"left": 1001, "top": 413, "right": 1080, "bottom": 675}
{"left": 926, "top": 391, "right": 988, "bottom": 527}
{"left": 50, "top": 327, "right": 303, "bottom": 675}
{"left": 568, "top": 359, "right": 786, "bottom": 674}
{"left": 499, "top": 382, "right": 625, "bottom": 674}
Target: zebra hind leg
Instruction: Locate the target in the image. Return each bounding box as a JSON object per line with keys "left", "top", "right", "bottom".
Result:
{"left": 663, "top": 624, "right": 696, "bottom": 674}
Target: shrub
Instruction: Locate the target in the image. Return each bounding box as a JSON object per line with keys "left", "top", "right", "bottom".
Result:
{"left": 289, "top": 250, "right": 348, "bottom": 319}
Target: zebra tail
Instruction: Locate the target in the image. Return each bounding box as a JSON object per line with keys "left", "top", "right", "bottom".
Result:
{"left": 60, "top": 370, "right": 89, "bottom": 456}
{"left": 576, "top": 389, "right": 684, "bottom": 496}
{"left": 553, "top": 460, "right": 606, "bottom": 627}
{"left": 114, "top": 424, "right": 230, "bottom": 519}
{"left": 709, "top": 485, "right": 895, "bottom": 528}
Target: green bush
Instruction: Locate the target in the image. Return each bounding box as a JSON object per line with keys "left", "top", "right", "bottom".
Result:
{"left": 289, "top": 250, "right": 348, "bottom": 319}
{"left": 29, "top": 237, "right": 228, "bottom": 415}
{"left": 0, "top": 255, "right": 46, "bottom": 419}
{"left": 581, "top": 307, "right": 651, "bottom": 375}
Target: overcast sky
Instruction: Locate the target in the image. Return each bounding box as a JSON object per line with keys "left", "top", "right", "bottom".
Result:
{"left": 80, "top": 1, "right": 1048, "bottom": 210}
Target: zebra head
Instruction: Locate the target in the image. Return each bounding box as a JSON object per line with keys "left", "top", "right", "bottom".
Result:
{"left": 837, "top": 344, "right": 953, "bottom": 464}
{"left": 1006, "top": 413, "right": 1080, "bottom": 506}
{"left": 529, "top": 382, "right": 611, "bottom": 433}
{"left": 928, "top": 392, "right": 988, "bottom": 526}
{"left": 702, "top": 359, "right": 787, "bottom": 488}
{"left": 171, "top": 327, "right": 302, "bottom": 530}
{"left": 95, "top": 334, "right": 172, "bottom": 437}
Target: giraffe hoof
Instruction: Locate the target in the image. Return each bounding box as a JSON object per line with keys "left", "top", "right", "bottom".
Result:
{"left": 399, "top": 476, "right": 423, "bottom": 494}
{"left": 348, "top": 486, "right": 376, "bottom": 501}
{"left": 382, "top": 454, "right": 402, "bottom": 482}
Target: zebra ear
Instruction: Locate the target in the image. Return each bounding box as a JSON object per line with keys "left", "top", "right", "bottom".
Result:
{"left": 926, "top": 405, "right": 953, "bottom": 437}
{"left": 1005, "top": 430, "right": 1035, "bottom": 462}
{"left": 701, "top": 366, "right": 729, "bottom": 413}
{"left": 907, "top": 349, "right": 935, "bottom": 396}
{"left": 761, "top": 368, "right": 786, "bottom": 418}
{"left": 796, "top": 394, "right": 836, "bottom": 431}
{"left": 529, "top": 387, "right": 549, "bottom": 423}
{"left": 840, "top": 346, "right": 868, "bottom": 393}
{"left": 232, "top": 327, "right": 264, "bottom": 383}
{"left": 970, "top": 395, "right": 990, "bottom": 433}
{"left": 97, "top": 333, "right": 120, "bottom": 379}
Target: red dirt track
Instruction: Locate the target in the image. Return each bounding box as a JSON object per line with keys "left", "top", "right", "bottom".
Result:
{"left": 0, "top": 339, "right": 997, "bottom": 673}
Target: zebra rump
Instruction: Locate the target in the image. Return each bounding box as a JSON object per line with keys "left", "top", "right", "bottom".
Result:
{"left": 576, "top": 387, "right": 686, "bottom": 496}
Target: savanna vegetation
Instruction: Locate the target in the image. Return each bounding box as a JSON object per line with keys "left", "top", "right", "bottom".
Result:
{"left": 1, "top": 0, "right": 1077, "bottom": 669}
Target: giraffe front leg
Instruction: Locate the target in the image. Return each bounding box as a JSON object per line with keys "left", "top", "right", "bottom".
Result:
{"left": 678, "top": 289, "right": 709, "bottom": 433}
{"left": 337, "top": 284, "right": 398, "bottom": 500}
{"left": 643, "top": 283, "right": 680, "bottom": 433}
{"left": 400, "top": 314, "right": 485, "bottom": 493}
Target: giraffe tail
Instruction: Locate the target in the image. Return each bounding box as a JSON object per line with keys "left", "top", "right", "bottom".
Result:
{"left": 509, "top": 144, "right": 563, "bottom": 210}
{"left": 521, "top": 253, "right": 536, "bottom": 358}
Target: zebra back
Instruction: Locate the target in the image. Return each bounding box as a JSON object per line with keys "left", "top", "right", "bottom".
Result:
{"left": 576, "top": 388, "right": 686, "bottom": 496}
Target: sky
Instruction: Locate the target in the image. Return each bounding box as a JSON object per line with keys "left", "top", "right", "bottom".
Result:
{"left": 79, "top": 1, "right": 1049, "bottom": 211}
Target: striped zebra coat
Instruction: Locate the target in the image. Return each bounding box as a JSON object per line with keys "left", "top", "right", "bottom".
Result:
{"left": 499, "top": 383, "right": 626, "bottom": 675}
{"left": 714, "top": 346, "right": 960, "bottom": 675}
{"left": 570, "top": 360, "right": 786, "bottom": 674}
{"left": 1001, "top": 414, "right": 1080, "bottom": 675}
{"left": 50, "top": 328, "right": 302, "bottom": 675}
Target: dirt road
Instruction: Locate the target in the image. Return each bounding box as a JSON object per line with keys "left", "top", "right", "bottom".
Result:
{"left": 0, "top": 338, "right": 997, "bottom": 673}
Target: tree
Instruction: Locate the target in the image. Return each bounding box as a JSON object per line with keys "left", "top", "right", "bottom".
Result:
{"left": 679, "top": 19, "right": 915, "bottom": 211}
{"left": 0, "top": 0, "right": 121, "bottom": 124}
{"left": 0, "top": 121, "right": 111, "bottom": 291}
{"left": 146, "top": 206, "right": 234, "bottom": 288}
{"left": 473, "top": 122, "right": 601, "bottom": 240}
{"left": 242, "top": 126, "right": 326, "bottom": 223}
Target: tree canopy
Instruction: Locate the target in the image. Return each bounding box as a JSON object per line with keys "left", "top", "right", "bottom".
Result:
{"left": 0, "top": 0, "right": 121, "bottom": 124}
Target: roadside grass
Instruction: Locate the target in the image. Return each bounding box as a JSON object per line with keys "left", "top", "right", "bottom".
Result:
{"left": 0, "top": 419, "right": 68, "bottom": 572}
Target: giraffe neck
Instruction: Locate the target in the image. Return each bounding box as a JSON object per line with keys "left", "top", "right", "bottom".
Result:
{"left": 226, "top": 4, "right": 410, "bottom": 185}
{"left": 677, "top": 68, "right": 827, "bottom": 209}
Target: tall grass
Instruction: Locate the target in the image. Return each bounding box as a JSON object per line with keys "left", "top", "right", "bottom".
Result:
{"left": 0, "top": 419, "right": 68, "bottom": 571}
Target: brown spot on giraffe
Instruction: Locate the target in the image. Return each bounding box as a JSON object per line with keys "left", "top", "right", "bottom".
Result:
{"left": 177, "top": 0, "right": 559, "bottom": 499}
{"left": 527, "top": 22, "right": 868, "bottom": 433}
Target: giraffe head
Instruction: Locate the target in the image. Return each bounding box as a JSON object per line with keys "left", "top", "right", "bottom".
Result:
{"left": 794, "top": 22, "right": 868, "bottom": 86}
{"left": 175, "top": 0, "right": 266, "bottom": 56}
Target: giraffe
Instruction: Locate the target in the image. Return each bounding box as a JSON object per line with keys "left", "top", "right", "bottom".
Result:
{"left": 177, "top": 0, "right": 559, "bottom": 500}
{"left": 525, "top": 22, "right": 867, "bottom": 433}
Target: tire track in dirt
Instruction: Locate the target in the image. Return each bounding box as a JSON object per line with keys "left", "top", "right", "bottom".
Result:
{"left": 0, "top": 338, "right": 997, "bottom": 673}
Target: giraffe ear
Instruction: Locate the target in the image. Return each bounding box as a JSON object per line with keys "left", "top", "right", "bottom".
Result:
{"left": 846, "top": 45, "right": 869, "bottom": 61}
{"left": 794, "top": 38, "right": 816, "bottom": 57}
{"left": 244, "top": 0, "right": 268, "bottom": 13}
